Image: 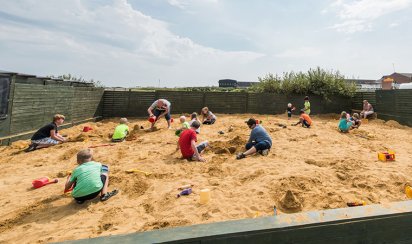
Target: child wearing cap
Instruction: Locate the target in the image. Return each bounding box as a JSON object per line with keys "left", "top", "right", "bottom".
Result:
{"left": 65, "top": 149, "right": 118, "bottom": 204}
{"left": 112, "top": 118, "right": 129, "bottom": 142}
{"left": 236, "top": 118, "right": 272, "bottom": 160}
{"left": 25, "top": 114, "right": 67, "bottom": 152}
{"left": 287, "top": 103, "right": 296, "bottom": 120}
{"left": 293, "top": 110, "right": 312, "bottom": 128}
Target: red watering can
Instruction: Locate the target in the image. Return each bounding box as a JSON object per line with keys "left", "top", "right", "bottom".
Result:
{"left": 32, "top": 177, "right": 58, "bottom": 189}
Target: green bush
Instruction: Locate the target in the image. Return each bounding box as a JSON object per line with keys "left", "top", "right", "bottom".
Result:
{"left": 250, "top": 67, "right": 356, "bottom": 101}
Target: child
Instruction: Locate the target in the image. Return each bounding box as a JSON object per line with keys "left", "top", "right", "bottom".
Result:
{"left": 293, "top": 110, "right": 312, "bottom": 128}
{"left": 201, "top": 107, "right": 217, "bottom": 125}
{"left": 350, "top": 113, "right": 362, "bottom": 129}
{"left": 65, "top": 149, "right": 118, "bottom": 204}
{"left": 112, "top": 118, "right": 129, "bottom": 142}
{"left": 177, "top": 121, "right": 209, "bottom": 162}
{"left": 175, "top": 116, "right": 190, "bottom": 137}
{"left": 287, "top": 103, "right": 296, "bottom": 120}
{"left": 25, "top": 114, "right": 66, "bottom": 152}
{"left": 236, "top": 118, "right": 272, "bottom": 160}
{"left": 338, "top": 111, "right": 353, "bottom": 133}
{"left": 303, "top": 96, "right": 311, "bottom": 115}
{"left": 189, "top": 112, "right": 200, "bottom": 134}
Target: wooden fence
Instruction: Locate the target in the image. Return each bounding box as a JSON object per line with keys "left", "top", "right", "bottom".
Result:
{"left": 0, "top": 74, "right": 104, "bottom": 144}
{"left": 103, "top": 90, "right": 353, "bottom": 117}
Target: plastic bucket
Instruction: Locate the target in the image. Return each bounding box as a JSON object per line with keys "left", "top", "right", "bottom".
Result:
{"left": 148, "top": 116, "right": 156, "bottom": 123}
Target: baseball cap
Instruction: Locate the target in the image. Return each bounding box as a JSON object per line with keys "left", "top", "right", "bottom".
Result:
{"left": 245, "top": 118, "right": 257, "bottom": 126}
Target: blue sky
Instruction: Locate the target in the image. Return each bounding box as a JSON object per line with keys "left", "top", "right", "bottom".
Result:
{"left": 1, "top": 0, "right": 411, "bottom": 87}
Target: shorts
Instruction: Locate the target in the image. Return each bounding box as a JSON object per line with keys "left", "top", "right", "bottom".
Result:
{"left": 188, "top": 141, "right": 209, "bottom": 160}
{"left": 31, "top": 137, "right": 59, "bottom": 145}
{"left": 74, "top": 175, "right": 107, "bottom": 201}
{"left": 302, "top": 120, "right": 311, "bottom": 128}
{"left": 153, "top": 108, "right": 171, "bottom": 121}
{"left": 287, "top": 112, "right": 292, "bottom": 118}
{"left": 203, "top": 118, "right": 216, "bottom": 125}
{"left": 246, "top": 141, "right": 271, "bottom": 151}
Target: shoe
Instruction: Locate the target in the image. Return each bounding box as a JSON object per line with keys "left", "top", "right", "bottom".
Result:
{"left": 76, "top": 200, "right": 85, "bottom": 204}
{"left": 24, "top": 143, "right": 38, "bottom": 152}
{"left": 261, "top": 149, "right": 269, "bottom": 156}
{"left": 100, "top": 189, "right": 119, "bottom": 201}
{"left": 236, "top": 153, "right": 246, "bottom": 160}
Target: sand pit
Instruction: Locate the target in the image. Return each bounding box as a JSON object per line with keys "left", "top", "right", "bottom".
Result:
{"left": 0, "top": 114, "right": 412, "bottom": 243}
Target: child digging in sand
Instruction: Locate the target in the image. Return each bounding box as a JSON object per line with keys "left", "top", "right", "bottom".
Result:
{"left": 112, "top": 118, "right": 129, "bottom": 142}
{"left": 338, "top": 111, "right": 353, "bottom": 133}
{"left": 189, "top": 112, "right": 200, "bottom": 134}
{"left": 177, "top": 121, "right": 209, "bottom": 162}
{"left": 292, "top": 110, "right": 312, "bottom": 128}
{"left": 175, "top": 115, "right": 190, "bottom": 137}
{"left": 65, "top": 149, "right": 118, "bottom": 204}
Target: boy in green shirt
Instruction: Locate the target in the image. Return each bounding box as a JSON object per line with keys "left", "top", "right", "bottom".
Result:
{"left": 112, "top": 118, "right": 129, "bottom": 142}
{"left": 303, "top": 96, "right": 311, "bottom": 115}
{"left": 65, "top": 149, "right": 118, "bottom": 204}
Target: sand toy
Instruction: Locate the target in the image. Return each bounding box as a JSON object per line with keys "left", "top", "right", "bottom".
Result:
{"left": 32, "top": 177, "right": 58, "bottom": 189}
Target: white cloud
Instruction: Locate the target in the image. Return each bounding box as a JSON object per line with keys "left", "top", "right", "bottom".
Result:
{"left": 330, "top": 0, "right": 412, "bottom": 33}
{"left": 276, "top": 47, "right": 321, "bottom": 58}
{"left": 0, "top": 0, "right": 263, "bottom": 86}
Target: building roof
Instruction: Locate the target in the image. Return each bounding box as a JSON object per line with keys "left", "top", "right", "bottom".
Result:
{"left": 345, "top": 79, "right": 380, "bottom": 84}
{"left": 398, "top": 73, "right": 412, "bottom": 78}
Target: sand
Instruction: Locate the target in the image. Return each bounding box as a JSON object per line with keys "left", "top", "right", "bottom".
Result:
{"left": 0, "top": 114, "right": 412, "bottom": 243}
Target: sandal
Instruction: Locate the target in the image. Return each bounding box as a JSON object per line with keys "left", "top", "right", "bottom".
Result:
{"left": 100, "top": 189, "right": 119, "bottom": 201}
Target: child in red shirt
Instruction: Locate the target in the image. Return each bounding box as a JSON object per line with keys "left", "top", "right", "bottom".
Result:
{"left": 177, "top": 121, "right": 209, "bottom": 162}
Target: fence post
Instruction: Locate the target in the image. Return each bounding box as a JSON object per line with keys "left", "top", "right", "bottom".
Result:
{"left": 245, "top": 92, "right": 249, "bottom": 113}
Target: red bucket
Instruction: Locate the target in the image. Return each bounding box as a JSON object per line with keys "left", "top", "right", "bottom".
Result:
{"left": 148, "top": 116, "right": 156, "bottom": 123}
{"left": 170, "top": 118, "right": 174, "bottom": 123}
{"left": 255, "top": 119, "right": 259, "bottom": 124}
{"left": 83, "top": 126, "right": 93, "bottom": 132}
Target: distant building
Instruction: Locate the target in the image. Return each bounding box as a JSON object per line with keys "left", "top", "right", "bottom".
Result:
{"left": 218, "top": 79, "right": 258, "bottom": 88}
{"left": 380, "top": 72, "right": 412, "bottom": 90}
{"left": 345, "top": 79, "right": 381, "bottom": 91}
{"left": 218, "top": 79, "right": 237, "bottom": 87}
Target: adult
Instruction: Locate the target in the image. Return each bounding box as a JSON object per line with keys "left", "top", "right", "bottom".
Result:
{"left": 201, "top": 107, "right": 217, "bottom": 125}
{"left": 25, "top": 114, "right": 66, "bottom": 152}
{"left": 177, "top": 121, "right": 209, "bottom": 162}
{"left": 236, "top": 118, "right": 272, "bottom": 160}
{"left": 360, "top": 100, "right": 374, "bottom": 119}
{"left": 147, "top": 99, "right": 172, "bottom": 130}
{"left": 65, "top": 149, "right": 118, "bottom": 204}
{"left": 303, "top": 96, "right": 311, "bottom": 115}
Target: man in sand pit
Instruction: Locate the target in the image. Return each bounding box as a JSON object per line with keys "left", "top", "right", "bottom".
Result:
{"left": 147, "top": 99, "right": 172, "bottom": 130}
{"left": 177, "top": 121, "right": 209, "bottom": 162}
{"left": 25, "top": 114, "right": 66, "bottom": 152}
{"left": 65, "top": 149, "right": 118, "bottom": 204}
{"left": 236, "top": 118, "right": 272, "bottom": 160}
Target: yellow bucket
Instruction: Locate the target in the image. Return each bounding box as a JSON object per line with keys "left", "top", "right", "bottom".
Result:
{"left": 405, "top": 185, "right": 412, "bottom": 199}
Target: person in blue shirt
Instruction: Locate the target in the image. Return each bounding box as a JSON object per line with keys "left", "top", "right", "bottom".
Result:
{"left": 236, "top": 118, "right": 272, "bottom": 160}
{"left": 338, "top": 111, "right": 353, "bottom": 133}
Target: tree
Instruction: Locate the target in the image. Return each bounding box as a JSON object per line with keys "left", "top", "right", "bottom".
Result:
{"left": 250, "top": 67, "right": 356, "bottom": 101}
